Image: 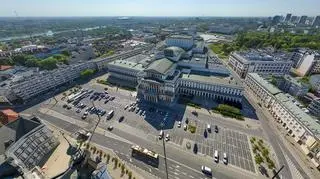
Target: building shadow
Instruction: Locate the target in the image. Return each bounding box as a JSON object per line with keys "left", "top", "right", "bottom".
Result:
{"left": 137, "top": 100, "right": 187, "bottom": 130}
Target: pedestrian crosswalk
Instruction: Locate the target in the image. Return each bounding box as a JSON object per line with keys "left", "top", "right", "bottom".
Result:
{"left": 283, "top": 153, "right": 304, "bottom": 179}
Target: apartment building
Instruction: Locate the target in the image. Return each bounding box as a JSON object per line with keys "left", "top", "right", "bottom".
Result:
{"left": 308, "top": 98, "right": 320, "bottom": 117}
{"left": 245, "top": 73, "right": 320, "bottom": 169}
{"left": 229, "top": 50, "right": 292, "bottom": 78}
{"left": 10, "top": 62, "right": 96, "bottom": 101}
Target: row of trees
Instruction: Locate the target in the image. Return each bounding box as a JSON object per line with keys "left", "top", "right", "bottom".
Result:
{"left": 0, "top": 51, "right": 70, "bottom": 70}
{"left": 213, "top": 104, "right": 244, "bottom": 120}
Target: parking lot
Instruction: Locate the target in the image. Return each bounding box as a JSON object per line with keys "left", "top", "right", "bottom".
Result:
{"left": 51, "top": 83, "right": 256, "bottom": 174}
{"left": 169, "top": 118, "right": 255, "bottom": 173}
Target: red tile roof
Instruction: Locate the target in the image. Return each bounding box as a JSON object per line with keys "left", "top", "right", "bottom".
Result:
{"left": 0, "top": 65, "right": 12, "bottom": 71}
{"left": 1, "top": 109, "right": 19, "bottom": 122}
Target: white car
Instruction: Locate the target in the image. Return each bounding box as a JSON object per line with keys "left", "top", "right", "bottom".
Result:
{"left": 107, "top": 126, "right": 114, "bottom": 131}
{"left": 223, "top": 152, "right": 228, "bottom": 164}
{"left": 183, "top": 124, "right": 187, "bottom": 131}
{"left": 159, "top": 130, "right": 163, "bottom": 140}
{"left": 201, "top": 166, "right": 212, "bottom": 176}
{"left": 177, "top": 121, "right": 181, "bottom": 128}
{"left": 165, "top": 134, "right": 170, "bottom": 141}
{"left": 124, "top": 105, "right": 129, "bottom": 110}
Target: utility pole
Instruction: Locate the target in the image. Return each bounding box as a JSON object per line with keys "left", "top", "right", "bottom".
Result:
{"left": 272, "top": 165, "right": 284, "bottom": 179}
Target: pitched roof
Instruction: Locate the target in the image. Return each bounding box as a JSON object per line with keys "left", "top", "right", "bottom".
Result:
{"left": 145, "top": 58, "right": 174, "bottom": 75}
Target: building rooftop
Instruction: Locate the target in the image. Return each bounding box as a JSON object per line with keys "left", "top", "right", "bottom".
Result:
{"left": 0, "top": 109, "right": 19, "bottom": 123}
{"left": 108, "top": 60, "right": 145, "bottom": 71}
{"left": 233, "top": 49, "right": 291, "bottom": 63}
{"left": 248, "top": 73, "right": 282, "bottom": 95}
{"left": 146, "top": 58, "right": 174, "bottom": 75}
{"left": 0, "top": 117, "right": 41, "bottom": 154}
{"left": 168, "top": 35, "right": 193, "bottom": 40}
{"left": 275, "top": 93, "right": 320, "bottom": 139}
{"left": 165, "top": 46, "right": 185, "bottom": 54}
{"left": 0, "top": 65, "right": 13, "bottom": 71}
{"left": 181, "top": 73, "right": 241, "bottom": 88}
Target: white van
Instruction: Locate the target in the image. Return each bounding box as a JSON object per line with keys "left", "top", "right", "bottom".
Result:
{"left": 223, "top": 152, "right": 228, "bottom": 164}
{"left": 214, "top": 150, "right": 219, "bottom": 163}
{"left": 201, "top": 166, "right": 212, "bottom": 175}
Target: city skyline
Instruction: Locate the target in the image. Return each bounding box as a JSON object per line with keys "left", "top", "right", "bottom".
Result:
{"left": 0, "top": 0, "right": 320, "bottom": 17}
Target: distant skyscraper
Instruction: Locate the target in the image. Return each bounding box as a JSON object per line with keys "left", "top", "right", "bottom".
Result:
{"left": 312, "top": 16, "right": 320, "bottom": 27}
{"left": 298, "top": 15, "right": 308, "bottom": 24}
{"left": 290, "top": 16, "right": 298, "bottom": 23}
{"left": 284, "top": 13, "right": 292, "bottom": 22}
{"left": 272, "top": 15, "right": 281, "bottom": 24}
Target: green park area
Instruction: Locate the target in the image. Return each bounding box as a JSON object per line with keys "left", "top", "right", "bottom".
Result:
{"left": 213, "top": 104, "right": 244, "bottom": 120}
{"left": 209, "top": 32, "right": 320, "bottom": 59}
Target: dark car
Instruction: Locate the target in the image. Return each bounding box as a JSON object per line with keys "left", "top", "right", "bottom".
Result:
{"left": 215, "top": 125, "right": 219, "bottom": 133}
{"left": 119, "top": 116, "right": 124, "bottom": 122}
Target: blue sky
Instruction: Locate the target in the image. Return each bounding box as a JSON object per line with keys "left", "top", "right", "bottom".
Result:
{"left": 0, "top": 0, "right": 319, "bottom": 17}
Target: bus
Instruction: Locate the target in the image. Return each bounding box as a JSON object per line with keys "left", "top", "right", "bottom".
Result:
{"left": 131, "top": 145, "right": 159, "bottom": 166}
{"left": 106, "top": 110, "right": 114, "bottom": 120}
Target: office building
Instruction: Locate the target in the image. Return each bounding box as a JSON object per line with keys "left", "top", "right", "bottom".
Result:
{"left": 276, "top": 75, "right": 309, "bottom": 97}
{"left": 284, "top": 13, "right": 292, "bottom": 22}
{"left": 228, "top": 50, "right": 293, "bottom": 78}
{"left": 165, "top": 35, "right": 194, "bottom": 50}
{"left": 298, "top": 16, "right": 308, "bottom": 24}
{"left": 272, "top": 15, "right": 282, "bottom": 25}
{"left": 290, "top": 16, "right": 299, "bottom": 23}
{"left": 308, "top": 97, "right": 320, "bottom": 118}
{"left": 107, "top": 60, "right": 146, "bottom": 87}
{"left": 295, "top": 51, "right": 320, "bottom": 76}
{"left": 10, "top": 62, "right": 96, "bottom": 102}
{"left": 312, "top": 16, "right": 320, "bottom": 27}
{"left": 245, "top": 73, "right": 320, "bottom": 169}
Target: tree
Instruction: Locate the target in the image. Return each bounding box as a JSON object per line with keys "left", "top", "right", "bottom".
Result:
{"left": 106, "top": 154, "right": 110, "bottom": 163}
{"left": 80, "top": 69, "right": 96, "bottom": 78}
{"left": 255, "top": 154, "right": 263, "bottom": 165}
{"left": 61, "top": 50, "right": 71, "bottom": 57}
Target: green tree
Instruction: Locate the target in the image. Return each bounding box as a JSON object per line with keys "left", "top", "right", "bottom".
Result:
{"left": 255, "top": 154, "right": 264, "bottom": 165}
{"left": 80, "top": 69, "right": 95, "bottom": 78}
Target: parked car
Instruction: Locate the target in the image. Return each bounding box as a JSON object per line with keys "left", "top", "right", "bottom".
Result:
{"left": 183, "top": 124, "right": 187, "bottom": 131}
{"left": 159, "top": 130, "right": 164, "bottom": 140}
{"left": 76, "top": 109, "right": 81, "bottom": 113}
{"left": 107, "top": 126, "right": 113, "bottom": 131}
{"left": 223, "top": 152, "right": 228, "bottom": 165}
{"left": 215, "top": 125, "right": 219, "bottom": 133}
{"left": 124, "top": 105, "right": 129, "bottom": 110}
{"left": 177, "top": 121, "right": 181, "bottom": 128}
{"left": 165, "top": 134, "right": 170, "bottom": 141}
